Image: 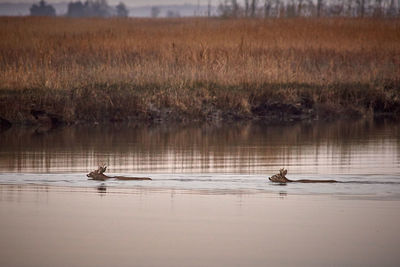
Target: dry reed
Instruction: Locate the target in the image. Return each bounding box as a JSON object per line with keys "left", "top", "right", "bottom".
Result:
{"left": 0, "top": 17, "right": 399, "bottom": 124}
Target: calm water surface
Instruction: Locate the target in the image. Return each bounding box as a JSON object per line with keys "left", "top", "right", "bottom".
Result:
{"left": 1, "top": 120, "right": 400, "bottom": 267}
{"left": 0, "top": 120, "right": 399, "bottom": 198}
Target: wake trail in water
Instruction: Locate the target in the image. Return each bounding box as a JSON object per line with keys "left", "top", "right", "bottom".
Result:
{"left": 158, "top": 178, "right": 400, "bottom": 185}
{"left": 339, "top": 181, "right": 400, "bottom": 185}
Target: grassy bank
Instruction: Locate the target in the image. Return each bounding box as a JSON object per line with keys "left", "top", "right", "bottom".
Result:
{"left": 0, "top": 17, "right": 399, "bottom": 125}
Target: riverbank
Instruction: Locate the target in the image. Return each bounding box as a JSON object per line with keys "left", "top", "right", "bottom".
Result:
{"left": 1, "top": 184, "right": 399, "bottom": 267}
{"left": 1, "top": 81, "right": 399, "bottom": 127}
{"left": 1, "top": 17, "right": 399, "bottom": 126}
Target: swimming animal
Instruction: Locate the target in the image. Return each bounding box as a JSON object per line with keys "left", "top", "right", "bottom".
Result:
{"left": 87, "top": 165, "right": 152, "bottom": 181}
{"left": 269, "top": 168, "right": 338, "bottom": 183}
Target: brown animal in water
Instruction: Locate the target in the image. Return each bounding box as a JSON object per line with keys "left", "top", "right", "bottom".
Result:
{"left": 87, "top": 165, "right": 152, "bottom": 181}
{"left": 269, "top": 168, "right": 338, "bottom": 183}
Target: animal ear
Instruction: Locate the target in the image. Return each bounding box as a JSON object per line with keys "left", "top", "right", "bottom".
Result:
{"left": 98, "top": 164, "right": 107, "bottom": 174}
{"left": 283, "top": 169, "right": 287, "bottom": 176}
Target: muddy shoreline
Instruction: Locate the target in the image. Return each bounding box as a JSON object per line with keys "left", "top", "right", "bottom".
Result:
{"left": 1, "top": 82, "right": 399, "bottom": 129}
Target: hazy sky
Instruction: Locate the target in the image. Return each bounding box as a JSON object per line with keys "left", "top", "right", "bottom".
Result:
{"left": 0, "top": 0, "right": 215, "bottom": 6}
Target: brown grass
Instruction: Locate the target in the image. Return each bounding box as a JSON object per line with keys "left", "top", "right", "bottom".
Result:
{"left": 0, "top": 17, "right": 399, "bottom": 124}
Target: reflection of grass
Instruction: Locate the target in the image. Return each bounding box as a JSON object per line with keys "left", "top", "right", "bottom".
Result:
{"left": 0, "top": 17, "right": 399, "bottom": 123}
{"left": 1, "top": 119, "right": 397, "bottom": 173}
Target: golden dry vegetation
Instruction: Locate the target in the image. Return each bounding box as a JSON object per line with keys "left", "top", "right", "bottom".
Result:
{"left": 0, "top": 17, "right": 399, "bottom": 124}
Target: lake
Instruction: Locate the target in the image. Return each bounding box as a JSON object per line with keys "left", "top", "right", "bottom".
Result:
{"left": 0, "top": 119, "right": 399, "bottom": 198}
{"left": 1, "top": 119, "right": 400, "bottom": 267}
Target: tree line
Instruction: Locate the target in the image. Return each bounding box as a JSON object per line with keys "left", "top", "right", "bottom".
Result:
{"left": 217, "top": 0, "right": 400, "bottom": 18}
{"left": 30, "top": 0, "right": 129, "bottom": 17}
{"left": 30, "top": 0, "right": 400, "bottom": 18}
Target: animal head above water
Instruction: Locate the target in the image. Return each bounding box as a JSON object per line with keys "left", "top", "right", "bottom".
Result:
{"left": 269, "top": 168, "right": 289, "bottom": 183}
{"left": 87, "top": 165, "right": 107, "bottom": 178}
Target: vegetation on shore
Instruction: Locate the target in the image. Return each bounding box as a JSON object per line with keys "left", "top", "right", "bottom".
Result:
{"left": 0, "top": 17, "right": 399, "bottom": 126}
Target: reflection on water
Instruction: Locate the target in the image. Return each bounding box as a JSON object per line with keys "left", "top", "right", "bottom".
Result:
{"left": 0, "top": 119, "right": 398, "bottom": 175}
{"left": 2, "top": 121, "right": 400, "bottom": 267}
{"left": 0, "top": 119, "right": 399, "bottom": 197}
{"left": 1, "top": 185, "right": 399, "bottom": 267}
{"left": 97, "top": 183, "right": 107, "bottom": 194}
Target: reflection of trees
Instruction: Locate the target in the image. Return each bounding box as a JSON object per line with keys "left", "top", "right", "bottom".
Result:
{"left": 0, "top": 120, "right": 398, "bottom": 174}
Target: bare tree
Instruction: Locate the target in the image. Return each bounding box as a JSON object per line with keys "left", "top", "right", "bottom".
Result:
{"left": 317, "top": 0, "right": 323, "bottom": 17}
{"left": 218, "top": 0, "right": 230, "bottom": 17}
{"left": 286, "top": 0, "right": 297, "bottom": 17}
{"left": 232, "top": 0, "right": 240, "bottom": 17}
{"left": 167, "top": 10, "right": 180, "bottom": 17}
{"left": 297, "top": 0, "right": 304, "bottom": 15}
{"left": 151, "top": 6, "right": 160, "bottom": 18}
{"left": 30, "top": 0, "right": 56, "bottom": 16}
{"left": 329, "top": 0, "right": 344, "bottom": 16}
{"left": 387, "top": 0, "right": 397, "bottom": 16}
{"left": 244, "top": 0, "right": 250, "bottom": 17}
{"left": 345, "top": 0, "right": 354, "bottom": 16}
{"left": 356, "top": 0, "right": 365, "bottom": 17}
{"left": 275, "top": 0, "right": 281, "bottom": 17}
{"left": 116, "top": 2, "right": 128, "bottom": 17}
{"left": 218, "top": 0, "right": 240, "bottom": 17}
{"left": 67, "top": 0, "right": 112, "bottom": 18}
{"left": 215, "top": 0, "right": 399, "bottom": 18}
{"left": 373, "top": 0, "right": 383, "bottom": 17}
{"left": 398, "top": 0, "right": 400, "bottom": 16}
{"left": 251, "top": 0, "right": 258, "bottom": 17}
{"left": 264, "top": 0, "right": 272, "bottom": 17}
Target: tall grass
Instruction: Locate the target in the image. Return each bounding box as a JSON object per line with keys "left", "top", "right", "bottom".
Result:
{"left": 0, "top": 17, "right": 399, "bottom": 123}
